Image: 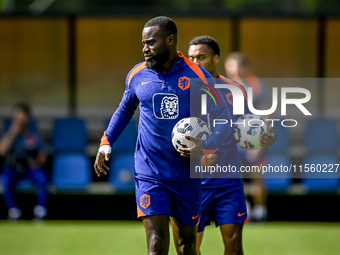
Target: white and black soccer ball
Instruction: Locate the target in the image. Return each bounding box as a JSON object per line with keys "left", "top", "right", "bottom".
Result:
{"left": 171, "top": 117, "right": 211, "bottom": 150}
{"left": 233, "top": 114, "right": 268, "bottom": 150}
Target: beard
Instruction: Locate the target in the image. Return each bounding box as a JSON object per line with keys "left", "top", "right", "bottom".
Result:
{"left": 146, "top": 45, "right": 170, "bottom": 70}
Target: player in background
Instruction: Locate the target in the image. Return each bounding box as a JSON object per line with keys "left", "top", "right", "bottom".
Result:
{"left": 187, "top": 36, "right": 276, "bottom": 255}
{"left": 0, "top": 103, "right": 48, "bottom": 220}
{"left": 94, "top": 17, "right": 232, "bottom": 255}
{"left": 225, "top": 52, "right": 272, "bottom": 222}
{"left": 225, "top": 52, "right": 270, "bottom": 111}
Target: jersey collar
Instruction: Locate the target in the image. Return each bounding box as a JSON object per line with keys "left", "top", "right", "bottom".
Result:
{"left": 166, "top": 51, "right": 186, "bottom": 74}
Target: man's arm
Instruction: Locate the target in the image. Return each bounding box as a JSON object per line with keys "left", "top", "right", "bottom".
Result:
{"left": 201, "top": 88, "right": 233, "bottom": 155}
{"left": 94, "top": 84, "right": 139, "bottom": 177}
{"left": 28, "top": 134, "right": 48, "bottom": 170}
{"left": 178, "top": 85, "right": 233, "bottom": 158}
{"left": 0, "top": 119, "right": 23, "bottom": 156}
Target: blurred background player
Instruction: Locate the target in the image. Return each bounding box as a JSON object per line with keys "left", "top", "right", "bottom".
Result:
{"left": 224, "top": 51, "right": 273, "bottom": 222}
{"left": 188, "top": 36, "right": 276, "bottom": 255}
{"left": 0, "top": 103, "right": 48, "bottom": 220}
{"left": 224, "top": 51, "right": 270, "bottom": 113}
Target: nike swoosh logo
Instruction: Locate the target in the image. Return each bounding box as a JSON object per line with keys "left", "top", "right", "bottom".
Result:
{"left": 238, "top": 212, "right": 246, "bottom": 217}
{"left": 192, "top": 215, "right": 200, "bottom": 220}
{"left": 141, "top": 81, "right": 152, "bottom": 85}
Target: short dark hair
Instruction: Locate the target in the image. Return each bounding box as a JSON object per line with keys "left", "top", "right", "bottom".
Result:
{"left": 14, "top": 102, "right": 31, "bottom": 117}
{"left": 189, "top": 35, "right": 220, "bottom": 56}
{"left": 144, "top": 16, "right": 177, "bottom": 39}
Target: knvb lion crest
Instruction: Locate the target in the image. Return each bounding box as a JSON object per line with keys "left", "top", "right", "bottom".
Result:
{"left": 140, "top": 194, "right": 150, "bottom": 209}
{"left": 226, "top": 92, "right": 233, "bottom": 105}
{"left": 161, "top": 96, "right": 179, "bottom": 119}
{"left": 153, "top": 93, "right": 179, "bottom": 119}
{"left": 178, "top": 77, "right": 190, "bottom": 91}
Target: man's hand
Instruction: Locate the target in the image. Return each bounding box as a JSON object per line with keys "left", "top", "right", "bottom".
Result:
{"left": 94, "top": 145, "right": 111, "bottom": 177}
{"left": 177, "top": 135, "right": 203, "bottom": 158}
{"left": 260, "top": 124, "right": 276, "bottom": 148}
{"left": 27, "top": 152, "right": 47, "bottom": 170}
{"left": 204, "top": 154, "right": 218, "bottom": 166}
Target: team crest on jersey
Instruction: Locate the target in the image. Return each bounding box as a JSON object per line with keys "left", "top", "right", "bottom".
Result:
{"left": 153, "top": 93, "right": 179, "bottom": 119}
{"left": 140, "top": 194, "right": 150, "bottom": 209}
{"left": 226, "top": 92, "right": 233, "bottom": 105}
{"left": 178, "top": 76, "right": 190, "bottom": 91}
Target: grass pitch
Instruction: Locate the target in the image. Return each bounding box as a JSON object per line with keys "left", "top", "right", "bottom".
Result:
{"left": 0, "top": 221, "right": 339, "bottom": 255}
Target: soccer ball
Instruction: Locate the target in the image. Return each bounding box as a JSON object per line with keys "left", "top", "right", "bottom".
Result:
{"left": 233, "top": 114, "right": 268, "bottom": 150}
{"left": 171, "top": 117, "right": 211, "bottom": 150}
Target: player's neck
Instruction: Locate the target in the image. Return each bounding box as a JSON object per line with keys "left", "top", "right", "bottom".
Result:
{"left": 211, "top": 68, "right": 218, "bottom": 79}
{"left": 158, "top": 51, "right": 180, "bottom": 73}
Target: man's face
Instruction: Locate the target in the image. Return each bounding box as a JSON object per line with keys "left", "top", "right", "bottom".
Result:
{"left": 13, "top": 108, "right": 29, "bottom": 125}
{"left": 188, "top": 44, "right": 217, "bottom": 75}
{"left": 142, "top": 26, "right": 170, "bottom": 69}
{"left": 224, "top": 58, "right": 239, "bottom": 78}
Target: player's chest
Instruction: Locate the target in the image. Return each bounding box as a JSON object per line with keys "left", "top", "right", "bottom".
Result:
{"left": 13, "top": 133, "right": 39, "bottom": 153}
{"left": 135, "top": 72, "right": 191, "bottom": 103}
{"left": 134, "top": 72, "right": 192, "bottom": 119}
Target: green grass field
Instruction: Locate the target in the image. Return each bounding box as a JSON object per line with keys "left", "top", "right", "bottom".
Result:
{"left": 0, "top": 221, "right": 339, "bottom": 255}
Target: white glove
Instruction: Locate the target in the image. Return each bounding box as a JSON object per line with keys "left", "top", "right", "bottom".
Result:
{"left": 98, "top": 145, "right": 111, "bottom": 161}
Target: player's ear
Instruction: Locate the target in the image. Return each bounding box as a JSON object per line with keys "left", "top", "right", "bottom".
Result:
{"left": 167, "top": 34, "right": 175, "bottom": 46}
{"left": 213, "top": 54, "right": 220, "bottom": 65}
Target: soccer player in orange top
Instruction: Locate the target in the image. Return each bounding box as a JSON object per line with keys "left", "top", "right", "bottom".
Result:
{"left": 188, "top": 36, "right": 276, "bottom": 255}
{"left": 94, "top": 17, "right": 233, "bottom": 255}
{"left": 225, "top": 51, "right": 272, "bottom": 222}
